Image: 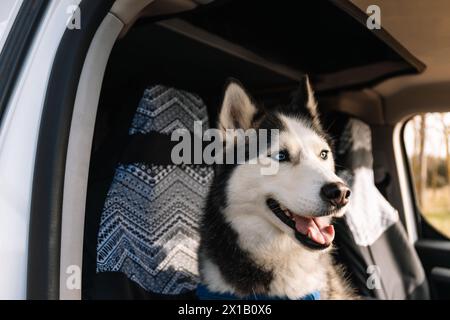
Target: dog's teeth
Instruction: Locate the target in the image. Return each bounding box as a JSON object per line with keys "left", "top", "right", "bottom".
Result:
{"left": 284, "top": 210, "right": 293, "bottom": 219}
{"left": 307, "top": 231, "right": 313, "bottom": 239}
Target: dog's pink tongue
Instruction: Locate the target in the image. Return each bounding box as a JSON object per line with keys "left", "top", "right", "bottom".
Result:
{"left": 293, "top": 215, "right": 335, "bottom": 245}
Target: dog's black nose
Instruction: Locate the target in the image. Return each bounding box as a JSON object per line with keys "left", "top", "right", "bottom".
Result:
{"left": 320, "top": 182, "right": 351, "bottom": 207}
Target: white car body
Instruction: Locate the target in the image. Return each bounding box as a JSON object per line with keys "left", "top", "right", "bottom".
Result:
{"left": 0, "top": 0, "right": 81, "bottom": 299}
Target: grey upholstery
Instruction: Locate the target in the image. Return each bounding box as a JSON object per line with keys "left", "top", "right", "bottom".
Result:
{"left": 334, "top": 116, "right": 429, "bottom": 299}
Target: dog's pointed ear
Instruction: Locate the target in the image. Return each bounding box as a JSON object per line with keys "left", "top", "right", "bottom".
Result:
{"left": 291, "top": 75, "right": 322, "bottom": 130}
{"left": 219, "top": 80, "right": 257, "bottom": 133}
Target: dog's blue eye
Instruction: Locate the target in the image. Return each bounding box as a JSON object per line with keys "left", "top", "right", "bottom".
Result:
{"left": 272, "top": 150, "right": 289, "bottom": 162}
{"left": 320, "top": 150, "right": 329, "bottom": 160}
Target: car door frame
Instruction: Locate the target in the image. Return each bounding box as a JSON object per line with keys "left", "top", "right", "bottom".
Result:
{"left": 27, "top": 0, "right": 115, "bottom": 300}
{"left": 399, "top": 117, "right": 450, "bottom": 299}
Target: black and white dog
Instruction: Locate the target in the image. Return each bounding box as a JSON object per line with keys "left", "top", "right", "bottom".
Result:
{"left": 198, "top": 76, "right": 356, "bottom": 299}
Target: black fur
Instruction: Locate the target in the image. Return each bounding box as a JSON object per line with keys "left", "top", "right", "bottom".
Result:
{"left": 253, "top": 108, "right": 286, "bottom": 132}
{"left": 286, "top": 77, "right": 336, "bottom": 152}
{"left": 199, "top": 163, "right": 274, "bottom": 295}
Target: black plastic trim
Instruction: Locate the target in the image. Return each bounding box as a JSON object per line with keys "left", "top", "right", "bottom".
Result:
{"left": 27, "top": 0, "right": 115, "bottom": 300}
{"left": 0, "top": 0, "right": 49, "bottom": 127}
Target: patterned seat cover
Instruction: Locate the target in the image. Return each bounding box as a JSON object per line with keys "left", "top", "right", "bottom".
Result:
{"left": 96, "top": 85, "right": 214, "bottom": 295}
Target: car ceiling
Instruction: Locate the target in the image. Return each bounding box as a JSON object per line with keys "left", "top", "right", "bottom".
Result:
{"left": 115, "top": 0, "right": 448, "bottom": 123}
{"left": 351, "top": 0, "right": 450, "bottom": 122}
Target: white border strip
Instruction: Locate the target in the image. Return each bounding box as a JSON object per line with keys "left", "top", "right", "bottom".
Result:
{"left": 59, "top": 12, "right": 123, "bottom": 300}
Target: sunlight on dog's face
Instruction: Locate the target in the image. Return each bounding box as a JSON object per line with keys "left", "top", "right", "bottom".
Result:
{"left": 266, "top": 115, "right": 343, "bottom": 215}
{"left": 219, "top": 77, "right": 351, "bottom": 251}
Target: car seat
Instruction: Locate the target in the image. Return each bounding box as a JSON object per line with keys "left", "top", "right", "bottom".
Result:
{"left": 84, "top": 85, "right": 213, "bottom": 299}
{"left": 328, "top": 114, "right": 430, "bottom": 299}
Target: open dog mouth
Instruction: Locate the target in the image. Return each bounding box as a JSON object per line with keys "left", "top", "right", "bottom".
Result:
{"left": 266, "top": 198, "right": 336, "bottom": 250}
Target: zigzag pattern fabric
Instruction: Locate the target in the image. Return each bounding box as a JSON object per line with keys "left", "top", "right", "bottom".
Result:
{"left": 96, "top": 85, "right": 213, "bottom": 295}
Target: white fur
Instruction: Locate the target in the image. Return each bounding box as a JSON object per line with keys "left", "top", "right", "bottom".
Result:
{"left": 219, "top": 82, "right": 257, "bottom": 131}
{"left": 225, "top": 114, "right": 345, "bottom": 220}
{"left": 200, "top": 257, "right": 236, "bottom": 294}
{"left": 227, "top": 213, "right": 330, "bottom": 298}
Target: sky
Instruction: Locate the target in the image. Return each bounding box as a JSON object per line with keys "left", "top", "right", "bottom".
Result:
{"left": 404, "top": 112, "right": 450, "bottom": 159}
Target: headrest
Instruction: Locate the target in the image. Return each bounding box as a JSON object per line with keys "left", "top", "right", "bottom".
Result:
{"left": 129, "top": 85, "right": 209, "bottom": 135}
{"left": 337, "top": 118, "right": 399, "bottom": 246}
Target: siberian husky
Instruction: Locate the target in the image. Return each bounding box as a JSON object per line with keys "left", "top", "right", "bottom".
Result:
{"left": 198, "top": 76, "right": 356, "bottom": 300}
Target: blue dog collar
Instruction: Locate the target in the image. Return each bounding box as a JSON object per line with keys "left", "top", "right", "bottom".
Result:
{"left": 196, "top": 284, "right": 320, "bottom": 300}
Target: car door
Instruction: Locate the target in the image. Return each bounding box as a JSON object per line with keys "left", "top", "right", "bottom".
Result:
{"left": 0, "top": 0, "right": 82, "bottom": 299}
{"left": 403, "top": 114, "right": 450, "bottom": 299}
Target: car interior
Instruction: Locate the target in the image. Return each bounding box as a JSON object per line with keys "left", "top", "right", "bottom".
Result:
{"left": 28, "top": 0, "right": 450, "bottom": 300}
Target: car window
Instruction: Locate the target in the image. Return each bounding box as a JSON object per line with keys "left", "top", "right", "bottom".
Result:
{"left": 404, "top": 113, "right": 450, "bottom": 237}
{"left": 0, "top": 0, "right": 23, "bottom": 54}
